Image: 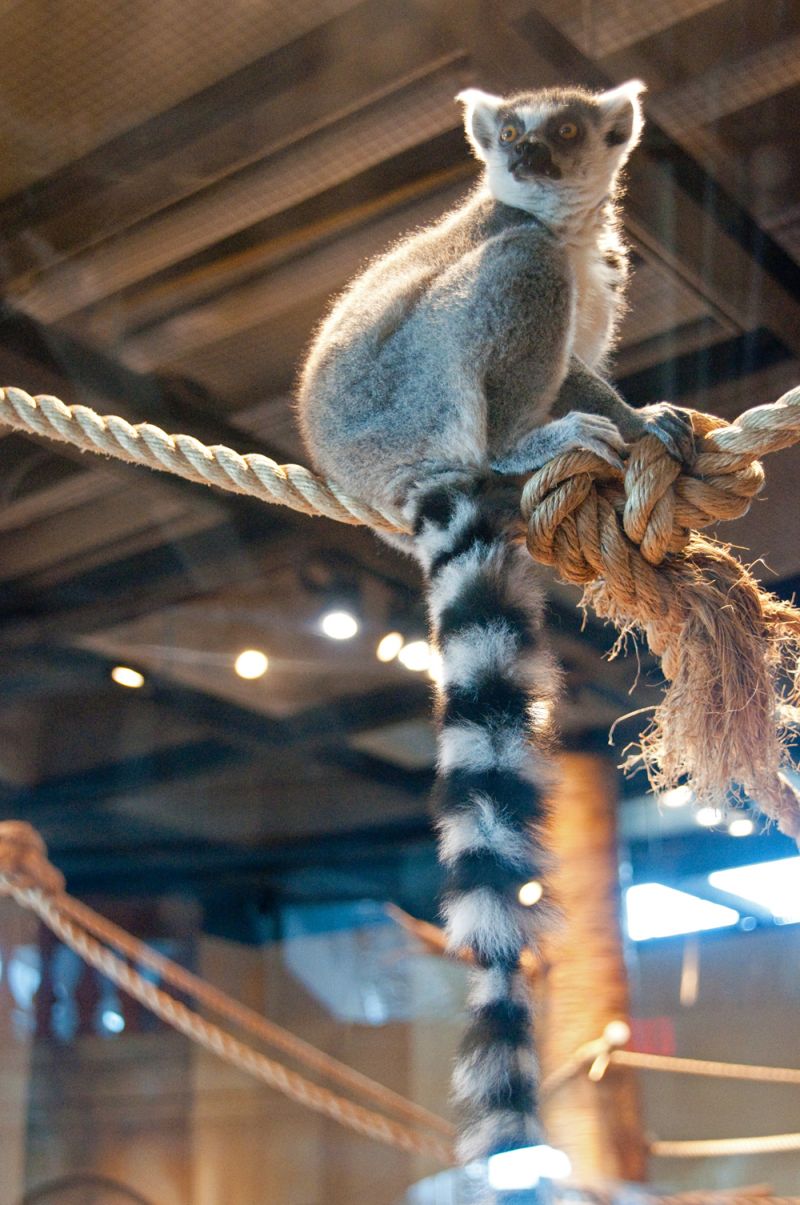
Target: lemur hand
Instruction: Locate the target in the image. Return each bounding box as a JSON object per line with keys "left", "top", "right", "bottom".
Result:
{"left": 492, "top": 410, "right": 627, "bottom": 475}
{"left": 638, "top": 402, "right": 695, "bottom": 465}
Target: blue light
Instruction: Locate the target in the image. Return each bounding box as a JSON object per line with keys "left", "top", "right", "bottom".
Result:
{"left": 101, "top": 1008, "right": 125, "bottom": 1034}
{"left": 487, "top": 1145, "right": 571, "bottom": 1191}
{"left": 625, "top": 883, "right": 739, "bottom": 941}
{"left": 709, "top": 856, "right": 800, "bottom": 924}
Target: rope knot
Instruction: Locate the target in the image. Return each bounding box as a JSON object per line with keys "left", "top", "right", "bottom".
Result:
{"left": 0, "top": 821, "right": 65, "bottom": 896}
{"left": 519, "top": 407, "right": 800, "bottom": 837}
{"left": 521, "top": 412, "right": 768, "bottom": 580}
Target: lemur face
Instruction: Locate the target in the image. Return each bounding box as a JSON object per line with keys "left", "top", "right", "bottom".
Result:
{"left": 457, "top": 81, "right": 645, "bottom": 220}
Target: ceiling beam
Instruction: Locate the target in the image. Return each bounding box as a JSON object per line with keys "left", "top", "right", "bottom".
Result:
{"left": 0, "top": 0, "right": 459, "bottom": 279}
{"left": 11, "top": 60, "right": 467, "bottom": 324}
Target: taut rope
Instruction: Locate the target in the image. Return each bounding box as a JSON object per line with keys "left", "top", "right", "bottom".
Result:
{"left": 0, "top": 822, "right": 456, "bottom": 1164}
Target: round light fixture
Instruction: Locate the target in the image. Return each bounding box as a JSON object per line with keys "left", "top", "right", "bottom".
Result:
{"left": 695, "top": 806, "right": 724, "bottom": 828}
{"left": 376, "top": 631, "right": 404, "bottom": 662}
{"left": 234, "top": 649, "right": 269, "bottom": 680}
{"left": 321, "top": 609, "right": 359, "bottom": 640}
{"left": 662, "top": 784, "right": 693, "bottom": 809}
{"left": 518, "top": 880, "right": 544, "bottom": 907}
{"left": 397, "top": 639, "right": 432, "bottom": 672}
{"left": 110, "top": 666, "right": 145, "bottom": 689}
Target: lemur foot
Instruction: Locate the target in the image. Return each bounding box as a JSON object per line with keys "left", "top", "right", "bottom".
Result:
{"left": 639, "top": 402, "right": 695, "bottom": 465}
{"left": 544, "top": 410, "right": 627, "bottom": 470}
{"left": 492, "top": 411, "right": 626, "bottom": 475}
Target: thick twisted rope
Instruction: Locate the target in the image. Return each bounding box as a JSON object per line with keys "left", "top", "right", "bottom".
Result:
{"left": 0, "top": 822, "right": 455, "bottom": 1164}
{"left": 0, "top": 387, "right": 407, "bottom": 534}
{"left": 522, "top": 393, "right": 800, "bottom": 836}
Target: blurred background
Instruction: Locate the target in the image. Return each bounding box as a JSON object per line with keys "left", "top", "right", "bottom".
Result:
{"left": 0, "top": 0, "right": 798, "bottom": 1200}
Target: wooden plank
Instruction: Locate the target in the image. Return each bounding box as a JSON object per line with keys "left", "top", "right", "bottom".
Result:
{"left": 0, "top": 0, "right": 364, "bottom": 231}
{"left": 64, "top": 145, "right": 473, "bottom": 345}
{"left": 121, "top": 177, "right": 471, "bottom": 370}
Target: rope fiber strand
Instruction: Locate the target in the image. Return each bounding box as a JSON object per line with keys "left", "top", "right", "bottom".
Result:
{"left": 1, "top": 384, "right": 799, "bottom": 833}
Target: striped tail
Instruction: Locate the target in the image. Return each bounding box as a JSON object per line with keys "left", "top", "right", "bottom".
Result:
{"left": 411, "top": 471, "right": 558, "bottom": 1164}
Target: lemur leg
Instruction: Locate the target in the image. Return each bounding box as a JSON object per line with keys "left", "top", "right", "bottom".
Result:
{"left": 492, "top": 359, "right": 694, "bottom": 475}
{"left": 550, "top": 358, "right": 695, "bottom": 464}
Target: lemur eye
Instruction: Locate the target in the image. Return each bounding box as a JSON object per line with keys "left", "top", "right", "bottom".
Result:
{"left": 558, "top": 121, "right": 579, "bottom": 140}
{"left": 499, "top": 123, "right": 519, "bottom": 143}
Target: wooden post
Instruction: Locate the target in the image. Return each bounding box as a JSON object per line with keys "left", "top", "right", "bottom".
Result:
{"left": 538, "top": 752, "right": 647, "bottom": 1184}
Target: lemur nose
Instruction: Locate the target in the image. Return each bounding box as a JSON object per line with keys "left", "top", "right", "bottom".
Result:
{"left": 515, "top": 140, "right": 552, "bottom": 171}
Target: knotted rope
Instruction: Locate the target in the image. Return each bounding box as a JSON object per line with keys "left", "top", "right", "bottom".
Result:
{"left": 521, "top": 393, "right": 800, "bottom": 836}
{"left": 1, "top": 384, "right": 799, "bottom": 831}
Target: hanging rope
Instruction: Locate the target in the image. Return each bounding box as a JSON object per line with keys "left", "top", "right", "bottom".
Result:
{"left": 542, "top": 1020, "right": 800, "bottom": 1167}
{"left": 0, "top": 821, "right": 455, "bottom": 1165}
{"left": 1, "top": 384, "right": 799, "bottom": 831}
{"left": 3, "top": 823, "right": 800, "bottom": 1196}
{"left": 651, "top": 1133, "right": 800, "bottom": 1159}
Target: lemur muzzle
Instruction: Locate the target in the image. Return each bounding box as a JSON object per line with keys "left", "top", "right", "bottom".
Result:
{"left": 513, "top": 139, "right": 561, "bottom": 179}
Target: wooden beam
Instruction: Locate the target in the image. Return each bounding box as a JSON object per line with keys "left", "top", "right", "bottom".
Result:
{"left": 0, "top": 0, "right": 458, "bottom": 276}
{"left": 121, "top": 176, "right": 471, "bottom": 370}
{"left": 515, "top": 0, "right": 727, "bottom": 59}
{"left": 12, "top": 61, "right": 467, "bottom": 324}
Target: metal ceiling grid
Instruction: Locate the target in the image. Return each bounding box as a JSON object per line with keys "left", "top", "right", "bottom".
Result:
{"left": 12, "top": 64, "right": 467, "bottom": 326}
{"left": 0, "top": 0, "right": 364, "bottom": 198}
{"left": 528, "top": 0, "right": 728, "bottom": 59}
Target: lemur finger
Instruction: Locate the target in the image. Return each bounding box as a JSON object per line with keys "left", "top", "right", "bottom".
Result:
{"left": 575, "top": 414, "right": 627, "bottom": 451}
{"left": 642, "top": 404, "right": 696, "bottom": 465}
{"left": 585, "top": 439, "right": 625, "bottom": 471}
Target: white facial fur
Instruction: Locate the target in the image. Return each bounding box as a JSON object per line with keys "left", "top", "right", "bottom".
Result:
{"left": 456, "top": 81, "right": 646, "bottom": 227}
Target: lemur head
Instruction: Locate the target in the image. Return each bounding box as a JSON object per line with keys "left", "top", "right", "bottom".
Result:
{"left": 456, "top": 81, "right": 645, "bottom": 225}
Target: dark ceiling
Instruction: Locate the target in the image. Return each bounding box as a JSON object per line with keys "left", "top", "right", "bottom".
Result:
{"left": 0, "top": 0, "right": 798, "bottom": 932}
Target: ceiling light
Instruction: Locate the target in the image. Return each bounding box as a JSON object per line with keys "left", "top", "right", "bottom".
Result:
{"left": 320, "top": 609, "right": 359, "bottom": 640}
{"left": 428, "top": 649, "right": 443, "bottom": 684}
{"left": 625, "top": 883, "right": 739, "bottom": 941}
{"left": 709, "top": 857, "right": 800, "bottom": 924}
{"left": 110, "top": 666, "right": 145, "bottom": 689}
{"left": 662, "top": 784, "right": 693, "bottom": 809}
{"left": 397, "top": 639, "right": 432, "bottom": 672}
{"left": 234, "top": 649, "right": 268, "bottom": 679}
{"left": 487, "top": 1145, "right": 571, "bottom": 1191}
{"left": 101, "top": 1008, "right": 125, "bottom": 1034}
{"left": 695, "top": 806, "right": 724, "bottom": 828}
{"left": 727, "top": 817, "right": 754, "bottom": 838}
{"left": 518, "top": 880, "right": 544, "bottom": 907}
{"left": 376, "top": 631, "right": 404, "bottom": 662}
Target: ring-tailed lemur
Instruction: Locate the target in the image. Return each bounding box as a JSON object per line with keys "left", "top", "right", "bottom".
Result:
{"left": 297, "top": 80, "right": 692, "bottom": 1165}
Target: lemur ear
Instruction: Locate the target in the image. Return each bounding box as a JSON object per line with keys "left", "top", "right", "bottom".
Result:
{"left": 596, "top": 79, "right": 646, "bottom": 152}
{"left": 456, "top": 88, "right": 504, "bottom": 161}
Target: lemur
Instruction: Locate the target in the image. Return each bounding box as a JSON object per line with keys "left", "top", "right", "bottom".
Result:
{"left": 297, "top": 80, "right": 692, "bottom": 1165}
